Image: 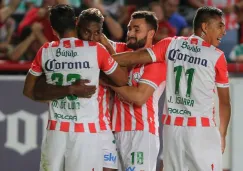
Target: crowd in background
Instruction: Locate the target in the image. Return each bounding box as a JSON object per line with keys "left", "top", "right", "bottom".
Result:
{"left": 1, "top": 0, "right": 243, "bottom": 64}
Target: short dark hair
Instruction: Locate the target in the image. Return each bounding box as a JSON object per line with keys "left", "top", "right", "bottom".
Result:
{"left": 49, "top": 4, "right": 76, "bottom": 37}
{"left": 193, "top": 6, "right": 224, "bottom": 32}
{"left": 77, "top": 8, "right": 104, "bottom": 26}
{"left": 131, "top": 11, "right": 158, "bottom": 31}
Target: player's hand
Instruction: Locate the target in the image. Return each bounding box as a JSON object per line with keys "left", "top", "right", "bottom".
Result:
{"left": 221, "top": 136, "right": 226, "bottom": 154}
{"left": 70, "top": 80, "right": 96, "bottom": 98}
{"left": 99, "top": 33, "right": 110, "bottom": 47}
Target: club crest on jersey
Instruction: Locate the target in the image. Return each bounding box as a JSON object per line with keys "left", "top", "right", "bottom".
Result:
{"left": 132, "top": 72, "right": 141, "bottom": 83}
{"left": 168, "top": 49, "right": 207, "bottom": 67}
{"left": 56, "top": 48, "right": 78, "bottom": 57}
{"left": 181, "top": 41, "right": 201, "bottom": 53}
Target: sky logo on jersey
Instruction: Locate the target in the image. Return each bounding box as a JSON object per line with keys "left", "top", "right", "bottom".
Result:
{"left": 126, "top": 167, "right": 135, "bottom": 171}
{"left": 56, "top": 48, "right": 78, "bottom": 57}
{"left": 104, "top": 153, "right": 117, "bottom": 163}
{"left": 44, "top": 59, "right": 90, "bottom": 71}
{"left": 168, "top": 49, "right": 208, "bottom": 67}
{"left": 181, "top": 41, "right": 201, "bottom": 53}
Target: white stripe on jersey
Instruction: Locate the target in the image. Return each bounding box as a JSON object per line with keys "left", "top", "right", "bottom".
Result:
{"left": 140, "top": 79, "right": 158, "bottom": 90}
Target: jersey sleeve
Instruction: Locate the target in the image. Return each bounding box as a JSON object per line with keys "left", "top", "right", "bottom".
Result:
{"left": 215, "top": 54, "right": 229, "bottom": 88}
{"left": 146, "top": 37, "right": 172, "bottom": 62}
{"left": 29, "top": 44, "right": 47, "bottom": 76}
{"left": 97, "top": 43, "right": 118, "bottom": 75}
{"left": 139, "top": 62, "right": 166, "bottom": 90}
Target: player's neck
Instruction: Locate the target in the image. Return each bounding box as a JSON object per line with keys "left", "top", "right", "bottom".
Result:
{"left": 143, "top": 41, "right": 153, "bottom": 49}
{"left": 61, "top": 30, "right": 77, "bottom": 39}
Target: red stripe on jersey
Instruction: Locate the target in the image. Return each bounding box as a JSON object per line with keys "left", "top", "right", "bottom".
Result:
{"left": 49, "top": 120, "right": 57, "bottom": 130}
{"left": 88, "top": 41, "right": 96, "bottom": 46}
{"left": 75, "top": 123, "right": 84, "bottom": 132}
{"left": 165, "top": 115, "right": 171, "bottom": 125}
{"left": 134, "top": 106, "right": 144, "bottom": 130}
{"left": 202, "top": 41, "right": 211, "bottom": 47}
{"left": 105, "top": 89, "right": 111, "bottom": 129}
{"left": 175, "top": 117, "right": 184, "bottom": 126}
{"left": 187, "top": 118, "right": 196, "bottom": 127}
{"left": 63, "top": 40, "right": 71, "bottom": 48}
{"left": 52, "top": 41, "right": 60, "bottom": 47}
{"left": 75, "top": 40, "right": 84, "bottom": 47}
{"left": 147, "top": 100, "right": 155, "bottom": 134}
{"left": 88, "top": 123, "right": 97, "bottom": 133}
{"left": 43, "top": 42, "right": 49, "bottom": 48}
{"left": 115, "top": 101, "right": 122, "bottom": 132}
{"left": 98, "top": 86, "right": 107, "bottom": 131}
{"left": 201, "top": 117, "right": 210, "bottom": 126}
{"left": 124, "top": 104, "right": 132, "bottom": 131}
{"left": 60, "top": 122, "right": 70, "bottom": 132}
{"left": 190, "top": 38, "right": 198, "bottom": 45}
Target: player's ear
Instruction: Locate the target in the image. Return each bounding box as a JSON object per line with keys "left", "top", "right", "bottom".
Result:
{"left": 201, "top": 22, "right": 208, "bottom": 35}
{"left": 51, "top": 27, "right": 59, "bottom": 39}
{"left": 148, "top": 29, "right": 156, "bottom": 39}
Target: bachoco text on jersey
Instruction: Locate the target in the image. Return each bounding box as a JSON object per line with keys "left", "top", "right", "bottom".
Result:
{"left": 168, "top": 49, "right": 208, "bottom": 67}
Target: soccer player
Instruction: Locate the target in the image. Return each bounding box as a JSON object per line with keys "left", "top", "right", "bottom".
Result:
{"left": 23, "top": 4, "right": 127, "bottom": 171}
{"left": 112, "top": 6, "right": 231, "bottom": 171}
{"left": 32, "top": 8, "right": 119, "bottom": 171}
{"left": 105, "top": 11, "right": 166, "bottom": 171}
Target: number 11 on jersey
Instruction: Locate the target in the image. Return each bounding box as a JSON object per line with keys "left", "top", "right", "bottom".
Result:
{"left": 174, "top": 66, "right": 195, "bottom": 98}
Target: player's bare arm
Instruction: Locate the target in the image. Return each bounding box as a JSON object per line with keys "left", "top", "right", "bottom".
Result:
{"left": 112, "top": 49, "right": 153, "bottom": 67}
{"left": 110, "top": 83, "right": 155, "bottom": 106}
{"left": 106, "top": 65, "right": 128, "bottom": 86}
{"left": 33, "top": 75, "right": 96, "bottom": 101}
{"left": 23, "top": 72, "right": 40, "bottom": 101}
{"left": 217, "top": 87, "right": 231, "bottom": 153}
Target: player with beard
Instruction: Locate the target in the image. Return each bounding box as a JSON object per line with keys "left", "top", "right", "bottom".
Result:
{"left": 105, "top": 11, "right": 166, "bottom": 171}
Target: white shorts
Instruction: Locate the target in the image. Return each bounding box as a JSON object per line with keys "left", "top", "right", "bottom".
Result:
{"left": 39, "top": 130, "right": 118, "bottom": 171}
{"left": 163, "top": 125, "right": 222, "bottom": 171}
{"left": 101, "top": 131, "right": 118, "bottom": 169}
{"left": 115, "top": 131, "right": 160, "bottom": 171}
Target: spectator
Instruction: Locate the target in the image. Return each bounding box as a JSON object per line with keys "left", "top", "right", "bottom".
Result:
{"left": 204, "top": 0, "right": 243, "bottom": 60}
{"left": 149, "top": 1, "right": 176, "bottom": 43}
{"left": 229, "top": 43, "right": 243, "bottom": 62}
{"left": 179, "top": 0, "right": 204, "bottom": 26}
{"left": 80, "top": 0, "right": 124, "bottom": 41}
{"left": 8, "top": 23, "right": 44, "bottom": 61}
{"left": 17, "top": 0, "right": 58, "bottom": 42}
{"left": 160, "top": 0, "right": 188, "bottom": 35}
{"left": 0, "top": 0, "right": 20, "bottom": 23}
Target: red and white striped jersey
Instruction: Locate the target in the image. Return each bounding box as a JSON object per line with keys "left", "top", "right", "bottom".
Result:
{"left": 29, "top": 37, "right": 118, "bottom": 133}
{"left": 111, "top": 42, "right": 166, "bottom": 135}
{"left": 98, "top": 85, "right": 112, "bottom": 130}
{"left": 147, "top": 35, "right": 229, "bottom": 126}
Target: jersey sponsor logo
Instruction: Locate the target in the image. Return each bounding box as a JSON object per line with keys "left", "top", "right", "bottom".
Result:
{"left": 44, "top": 59, "right": 90, "bottom": 71}
{"left": 104, "top": 153, "right": 117, "bottom": 163}
{"left": 56, "top": 48, "right": 78, "bottom": 57}
{"left": 168, "top": 107, "right": 191, "bottom": 116}
{"left": 168, "top": 49, "right": 208, "bottom": 67}
{"left": 126, "top": 167, "right": 135, "bottom": 171}
{"left": 181, "top": 41, "right": 201, "bottom": 53}
{"left": 54, "top": 113, "right": 77, "bottom": 121}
